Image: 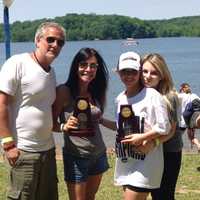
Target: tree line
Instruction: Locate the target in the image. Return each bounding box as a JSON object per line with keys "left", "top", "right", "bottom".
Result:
{"left": 0, "top": 14, "right": 200, "bottom": 42}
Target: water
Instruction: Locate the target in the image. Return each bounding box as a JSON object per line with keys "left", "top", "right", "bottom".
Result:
{"left": 1, "top": 37, "right": 200, "bottom": 150}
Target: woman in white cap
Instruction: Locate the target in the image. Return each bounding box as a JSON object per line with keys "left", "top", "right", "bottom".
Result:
{"left": 113, "top": 51, "right": 171, "bottom": 200}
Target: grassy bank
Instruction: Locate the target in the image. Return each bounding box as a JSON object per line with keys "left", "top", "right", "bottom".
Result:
{"left": 0, "top": 153, "right": 200, "bottom": 200}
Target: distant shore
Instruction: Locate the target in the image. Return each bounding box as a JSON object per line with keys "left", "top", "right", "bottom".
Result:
{"left": 1, "top": 127, "right": 199, "bottom": 161}
{"left": 53, "top": 126, "right": 200, "bottom": 158}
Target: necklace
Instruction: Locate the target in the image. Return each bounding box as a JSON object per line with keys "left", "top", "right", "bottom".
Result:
{"left": 32, "top": 52, "right": 50, "bottom": 72}
{"left": 33, "top": 51, "right": 42, "bottom": 66}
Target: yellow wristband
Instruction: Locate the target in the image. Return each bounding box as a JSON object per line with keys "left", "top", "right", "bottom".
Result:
{"left": 1, "top": 136, "right": 14, "bottom": 145}
{"left": 155, "top": 138, "right": 160, "bottom": 147}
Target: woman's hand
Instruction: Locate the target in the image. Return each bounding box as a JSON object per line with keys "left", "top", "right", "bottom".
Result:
{"left": 121, "top": 133, "right": 145, "bottom": 146}
{"left": 62, "top": 116, "right": 79, "bottom": 132}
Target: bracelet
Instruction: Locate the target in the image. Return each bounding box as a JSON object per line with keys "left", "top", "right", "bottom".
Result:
{"left": 3, "top": 143, "right": 16, "bottom": 151}
{"left": 1, "top": 136, "right": 14, "bottom": 145}
{"left": 154, "top": 138, "right": 160, "bottom": 147}
{"left": 60, "top": 123, "right": 65, "bottom": 132}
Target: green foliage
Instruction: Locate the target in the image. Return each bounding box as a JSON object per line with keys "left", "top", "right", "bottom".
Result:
{"left": 151, "top": 16, "right": 200, "bottom": 37}
{"left": 0, "top": 14, "right": 199, "bottom": 41}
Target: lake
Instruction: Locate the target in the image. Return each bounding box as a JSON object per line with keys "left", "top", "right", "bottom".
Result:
{"left": 1, "top": 37, "right": 200, "bottom": 150}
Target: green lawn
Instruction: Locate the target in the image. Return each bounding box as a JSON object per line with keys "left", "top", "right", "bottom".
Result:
{"left": 0, "top": 153, "right": 200, "bottom": 200}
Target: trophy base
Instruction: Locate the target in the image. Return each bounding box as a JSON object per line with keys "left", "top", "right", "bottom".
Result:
{"left": 69, "top": 129, "right": 95, "bottom": 137}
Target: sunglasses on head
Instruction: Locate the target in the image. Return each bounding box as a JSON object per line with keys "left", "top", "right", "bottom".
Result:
{"left": 79, "top": 61, "right": 99, "bottom": 69}
{"left": 46, "top": 36, "right": 65, "bottom": 47}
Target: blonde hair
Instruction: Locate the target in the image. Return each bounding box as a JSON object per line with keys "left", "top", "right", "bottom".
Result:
{"left": 142, "top": 53, "right": 174, "bottom": 95}
{"left": 142, "top": 53, "right": 179, "bottom": 115}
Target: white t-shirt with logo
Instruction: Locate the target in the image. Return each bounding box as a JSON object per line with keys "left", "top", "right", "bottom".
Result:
{"left": 114, "top": 87, "right": 171, "bottom": 189}
{"left": 0, "top": 53, "right": 56, "bottom": 152}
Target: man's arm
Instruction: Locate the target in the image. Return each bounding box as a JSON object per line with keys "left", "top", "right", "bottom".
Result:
{"left": 0, "top": 92, "right": 13, "bottom": 137}
{"left": 0, "top": 91, "right": 20, "bottom": 166}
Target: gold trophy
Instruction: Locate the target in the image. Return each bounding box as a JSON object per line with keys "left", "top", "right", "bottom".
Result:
{"left": 116, "top": 104, "right": 145, "bottom": 161}
{"left": 117, "top": 105, "right": 140, "bottom": 142}
{"left": 69, "top": 97, "right": 94, "bottom": 137}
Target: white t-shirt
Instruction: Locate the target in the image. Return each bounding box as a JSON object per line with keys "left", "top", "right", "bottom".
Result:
{"left": 0, "top": 53, "right": 56, "bottom": 152}
{"left": 178, "top": 92, "right": 200, "bottom": 128}
{"left": 114, "top": 87, "right": 171, "bottom": 189}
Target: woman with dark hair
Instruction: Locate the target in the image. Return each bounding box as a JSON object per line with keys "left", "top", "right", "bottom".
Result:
{"left": 52, "top": 47, "right": 109, "bottom": 200}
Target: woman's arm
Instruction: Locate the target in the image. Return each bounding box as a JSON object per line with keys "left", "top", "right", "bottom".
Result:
{"left": 121, "top": 129, "right": 161, "bottom": 146}
{"left": 52, "top": 85, "right": 70, "bottom": 132}
{"left": 136, "top": 121, "right": 176, "bottom": 154}
{"left": 100, "top": 117, "right": 117, "bottom": 131}
{"left": 157, "top": 121, "right": 177, "bottom": 143}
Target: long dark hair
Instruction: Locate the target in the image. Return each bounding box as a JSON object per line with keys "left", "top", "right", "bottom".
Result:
{"left": 65, "top": 47, "right": 109, "bottom": 111}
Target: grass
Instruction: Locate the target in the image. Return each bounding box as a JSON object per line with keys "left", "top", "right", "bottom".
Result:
{"left": 0, "top": 153, "right": 200, "bottom": 200}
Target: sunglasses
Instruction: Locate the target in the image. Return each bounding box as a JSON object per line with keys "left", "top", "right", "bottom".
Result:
{"left": 79, "top": 61, "right": 99, "bottom": 69}
{"left": 46, "top": 36, "right": 65, "bottom": 47}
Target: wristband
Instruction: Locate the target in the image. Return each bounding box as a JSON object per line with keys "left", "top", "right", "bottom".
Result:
{"left": 60, "top": 123, "right": 65, "bottom": 132}
{"left": 1, "top": 136, "right": 14, "bottom": 145}
{"left": 154, "top": 138, "right": 160, "bottom": 147}
{"left": 3, "top": 143, "right": 16, "bottom": 151}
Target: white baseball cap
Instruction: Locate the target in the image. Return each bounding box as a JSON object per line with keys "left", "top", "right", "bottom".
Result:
{"left": 117, "top": 51, "right": 141, "bottom": 71}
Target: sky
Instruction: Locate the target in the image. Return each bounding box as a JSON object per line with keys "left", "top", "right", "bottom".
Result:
{"left": 0, "top": 0, "right": 200, "bottom": 23}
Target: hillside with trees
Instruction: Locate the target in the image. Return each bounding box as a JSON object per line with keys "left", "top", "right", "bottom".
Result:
{"left": 0, "top": 14, "right": 200, "bottom": 42}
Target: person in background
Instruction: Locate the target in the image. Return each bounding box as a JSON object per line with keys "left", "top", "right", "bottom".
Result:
{"left": 52, "top": 47, "right": 109, "bottom": 200}
{"left": 179, "top": 83, "right": 200, "bottom": 151}
{"left": 141, "top": 53, "right": 182, "bottom": 200}
{"left": 0, "top": 22, "right": 66, "bottom": 200}
{"left": 113, "top": 51, "right": 170, "bottom": 200}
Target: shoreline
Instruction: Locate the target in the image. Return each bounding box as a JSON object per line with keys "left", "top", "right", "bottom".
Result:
{"left": 53, "top": 126, "right": 200, "bottom": 159}
{"left": 1, "top": 127, "right": 199, "bottom": 161}
{"left": 0, "top": 146, "right": 199, "bottom": 162}
{"left": 54, "top": 146, "right": 198, "bottom": 160}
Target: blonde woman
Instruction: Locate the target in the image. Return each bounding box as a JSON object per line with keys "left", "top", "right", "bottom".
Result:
{"left": 141, "top": 53, "right": 182, "bottom": 200}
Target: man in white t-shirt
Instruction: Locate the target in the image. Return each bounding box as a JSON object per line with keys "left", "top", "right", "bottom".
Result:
{"left": 0, "top": 22, "right": 66, "bottom": 200}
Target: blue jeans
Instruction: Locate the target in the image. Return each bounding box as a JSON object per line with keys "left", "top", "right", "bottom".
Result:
{"left": 63, "top": 150, "right": 109, "bottom": 183}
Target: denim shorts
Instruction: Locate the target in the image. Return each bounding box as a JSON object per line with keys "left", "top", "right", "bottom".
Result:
{"left": 62, "top": 150, "right": 109, "bottom": 183}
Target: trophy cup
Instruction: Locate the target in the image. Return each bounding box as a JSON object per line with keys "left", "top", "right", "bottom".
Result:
{"left": 116, "top": 104, "right": 145, "bottom": 161}
{"left": 117, "top": 104, "right": 140, "bottom": 141}
{"left": 69, "top": 97, "right": 94, "bottom": 137}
